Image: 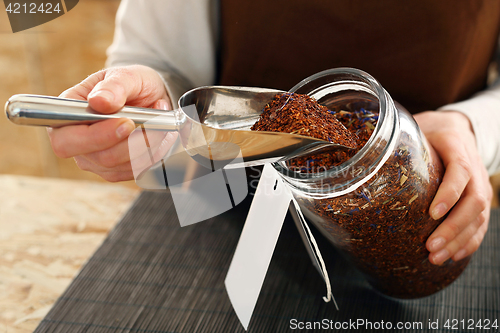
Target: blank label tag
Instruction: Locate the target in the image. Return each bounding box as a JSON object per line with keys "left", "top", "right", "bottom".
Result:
{"left": 225, "top": 163, "right": 292, "bottom": 330}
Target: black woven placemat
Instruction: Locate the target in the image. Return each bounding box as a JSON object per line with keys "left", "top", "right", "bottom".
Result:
{"left": 35, "top": 191, "right": 500, "bottom": 333}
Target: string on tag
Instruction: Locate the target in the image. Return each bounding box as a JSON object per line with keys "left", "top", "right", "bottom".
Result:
{"left": 290, "top": 196, "right": 339, "bottom": 311}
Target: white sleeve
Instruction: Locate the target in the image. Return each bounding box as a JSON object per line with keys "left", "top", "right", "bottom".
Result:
{"left": 105, "top": 0, "right": 218, "bottom": 104}
{"left": 438, "top": 81, "right": 500, "bottom": 175}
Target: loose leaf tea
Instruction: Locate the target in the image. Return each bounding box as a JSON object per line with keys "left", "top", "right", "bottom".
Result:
{"left": 306, "top": 132, "right": 469, "bottom": 298}
{"left": 251, "top": 92, "right": 377, "bottom": 171}
{"left": 251, "top": 92, "right": 469, "bottom": 298}
{"left": 288, "top": 107, "right": 379, "bottom": 172}
{"left": 251, "top": 92, "right": 358, "bottom": 148}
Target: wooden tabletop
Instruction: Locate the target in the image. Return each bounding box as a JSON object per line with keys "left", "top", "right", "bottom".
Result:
{"left": 2, "top": 174, "right": 498, "bottom": 333}
{"left": 32, "top": 191, "right": 500, "bottom": 333}
{"left": 0, "top": 175, "right": 139, "bottom": 333}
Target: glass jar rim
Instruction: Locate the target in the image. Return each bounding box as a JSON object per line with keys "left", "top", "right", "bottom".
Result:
{"left": 272, "top": 67, "right": 398, "bottom": 189}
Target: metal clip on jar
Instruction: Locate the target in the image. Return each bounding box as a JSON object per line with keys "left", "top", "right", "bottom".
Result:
{"left": 275, "top": 68, "right": 470, "bottom": 299}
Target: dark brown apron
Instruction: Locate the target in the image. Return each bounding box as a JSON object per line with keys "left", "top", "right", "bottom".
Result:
{"left": 218, "top": 1, "right": 500, "bottom": 113}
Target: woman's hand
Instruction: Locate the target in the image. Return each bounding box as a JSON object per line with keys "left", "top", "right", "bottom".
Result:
{"left": 414, "top": 111, "right": 492, "bottom": 265}
{"left": 47, "top": 65, "right": 177, "bottom": 182}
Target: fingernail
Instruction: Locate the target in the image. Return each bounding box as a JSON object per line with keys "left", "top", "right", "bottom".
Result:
{"left": 432, "top": 248, "right": 450, "bottom": 265}
{"left": 90, "top": 90, "right": 115, "bottom": 104}
{"left": 431, "top": 203, "right": 448, "bottom": 220}
{"left": 116, "top": 120, "right": 135, "bottom": 139}
{"left": 454, "top": 249, "right": 467, "bottom": 261}
{"left": 428, "top": 237, "right": 446, "bottom": 252}
{"left": 157, "top": 99, "right": 169, "bottom": 110}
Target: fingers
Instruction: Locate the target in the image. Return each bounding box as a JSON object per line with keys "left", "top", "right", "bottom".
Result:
{"left": 48, "top": 97, "right": 173, "bottom": 162}
{"left": 84, "top": 128, "right": 175, "bottom": 169}
{"left": 426, "top": 163, "right": 490, "bottom": 264}
{"left": 47, "top": 98, "right": 176, "bottom": 183}
{"left": 73, "top": 129, "right": 178, "bottom": 182}
{"left": 453, "top": 211, "right": 489, "bottom": 261}
{"left": 411, "top": 111, "right": 492, "bottom": 265}
{"left": 74, "top": 156, "right": 135, "bottom": 182}
{"left": 83, "top": 138, "right": 134, "bottom": 168}
{"left": 128, "top": 129, "right": 179, "bottom": 177}
{"left": 87, "top": 70, "right": 135, "bottom": 114}
{"left": 422, "top": 131, "right": 491, "bottom": 265}
{"left": 427, "top": 179, "right": 488, "bottom": 265}
{"left": 426, "top": 131, "right": 471, "bottom": 220}
{"left": 86, "top": 66, "right": 169, "bottom": 113}
{"left": 48, "top": 118, "right": 136, "bottom": 158}
{"left": 153, "top": 98, "right": 172, "bottom": 111}
{"left": 60, "top": 65, "right": 169, "bottom": 114}
{"left": 59, "top": 70, "right": 106, "bottom": 100}
{"left": 50, "top": 65, "right": 173, "bottom": 182}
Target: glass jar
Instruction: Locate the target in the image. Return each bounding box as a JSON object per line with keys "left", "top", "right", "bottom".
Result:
{"left": 274, "top": 68, "right": 470, "bottom": 299}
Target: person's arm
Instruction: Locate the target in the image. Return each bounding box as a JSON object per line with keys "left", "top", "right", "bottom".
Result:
{"left": 106, "top": 0, "right": 218, "bottom": 103}
{"left": 47, "top": 0, "right": 216, "bottom": 182}
{"left": 437, "top": 81, "right": 500, "bottom": 175}
{"left": 413, "top": 80, "right": 500, "bottom": 265}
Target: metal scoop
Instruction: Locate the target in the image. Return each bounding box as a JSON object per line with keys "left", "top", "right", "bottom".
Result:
{"left": 5, "top": 86, "right": 353, "bottom": 168}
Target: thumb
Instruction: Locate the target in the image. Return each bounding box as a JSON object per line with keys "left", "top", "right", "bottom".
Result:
{"left": 87, "top": 68, "right": 143, "bottom": 114}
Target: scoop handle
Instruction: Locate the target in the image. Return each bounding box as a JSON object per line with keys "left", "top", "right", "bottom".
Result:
{"left": 5, "top": 94, "right": 178, "bottom": 130}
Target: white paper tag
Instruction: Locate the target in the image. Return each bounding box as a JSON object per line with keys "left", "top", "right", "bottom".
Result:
{"left": 225, "top": 163, "right": 292, "bottom": 330}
